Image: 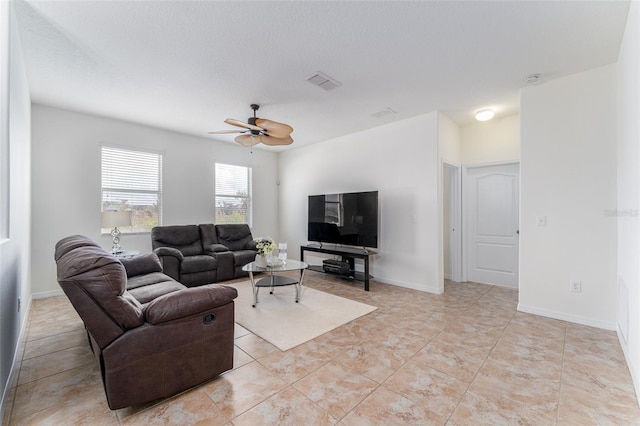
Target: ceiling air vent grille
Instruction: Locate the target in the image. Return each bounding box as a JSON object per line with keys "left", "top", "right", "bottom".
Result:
{"left": 371, "top": 107, "right": 397, "bottom": 118}
{"left": 307, "top": 72, "right": 342, "bottom": 91}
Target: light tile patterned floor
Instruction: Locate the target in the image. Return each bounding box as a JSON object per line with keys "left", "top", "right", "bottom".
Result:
{"left": 4, "top": 273, "right": 640, "bottom": 425}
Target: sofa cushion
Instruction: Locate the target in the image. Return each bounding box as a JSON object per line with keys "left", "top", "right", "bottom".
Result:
{"left": 181, "top": 255, "right": 218, "bottom": 274}
{"left": 120, "top": 253, "right": 163, "bottom": 278}
{"left": 127, "top": 271, "right": 179, "bottom": 290}
{"left": 54, "top": 234, "right": 101, "bottom": 261}
{"left": 143, "top": 284, "right": 238, "bottom": 325}
{"left": 216, "top": 224, "right": 253, "bottom": 251}
{"left": 128, "top": 278, "right": 186, "bottom": 304}
{"left": 199, "top": 224, "right": 219, "bottom": 247}
{"left": 55, "top": 237, "right": 144, "bottom": 331}
{"left": 151, "top": 225, "right": 203, "bottom": 256}
{"left": 233, "top": 249, "right": 258, "bottom": 267}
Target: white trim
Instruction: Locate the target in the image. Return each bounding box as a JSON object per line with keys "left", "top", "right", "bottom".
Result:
{"left": 1, "top": 298, "right": 32, "bottom": 420}
{"left": 374, "top": 275, "right": 443, "bottom": 295}
{"left": 464, "top": 159, "right": 521, "bottom": 169}
{"left": 518, "top": 303, "right": 616, "bottom": 330}
{"left": 32, "top": 289, "right": 64, "bottom": 299}
{"left": 618, "top": 325, "right": 640, "bottom": 408}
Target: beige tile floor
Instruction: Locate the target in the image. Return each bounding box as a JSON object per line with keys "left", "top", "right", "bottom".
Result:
{"left": 4, "top": 272, "right": 640, "bottom": 425}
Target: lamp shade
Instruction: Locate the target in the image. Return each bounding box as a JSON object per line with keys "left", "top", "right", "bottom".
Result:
{"left": 101, "top": 211, "right": 131, "bottom": 228}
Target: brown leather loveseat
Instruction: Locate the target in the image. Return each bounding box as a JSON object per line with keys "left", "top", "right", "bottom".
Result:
{"left": 55, "top": 235, "right": 238, "bottom": 409}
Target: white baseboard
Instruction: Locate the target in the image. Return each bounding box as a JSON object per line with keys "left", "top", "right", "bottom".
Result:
{"left": 1, "top": 297, "right": 32, "bottom": 421}
{"left": 517, "top": 303, "right": 616, "bottom": 330}
{"left": 375, "top": 275, "right": 443, "bottom": 295}
{"left": 617, "top": 324, "right": 640, "bottom": 408}
{"left": 32, "top": 289, "right": 64, "bottom": 299}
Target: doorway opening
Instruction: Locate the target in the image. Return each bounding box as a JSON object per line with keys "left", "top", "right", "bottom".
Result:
{"left": 443, "top": 162, "right": 461, "bottom": 283}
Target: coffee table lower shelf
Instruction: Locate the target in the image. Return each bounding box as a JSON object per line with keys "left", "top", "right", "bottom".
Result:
{"left": 255, "top": 275, "right": 299, "bottom": 289}
{"left": 242, "top": 259, "right": 308, "bottom": 308}
{"left": 251, "top": 275, "right": 302, "bottom": 307}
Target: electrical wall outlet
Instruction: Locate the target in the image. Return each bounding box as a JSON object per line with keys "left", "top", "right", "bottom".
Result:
{"left": 18, "top": 297, "right": 21, "bottom": 312}
{"left": 570, "top": 280, "right": 582, "bottom": 293}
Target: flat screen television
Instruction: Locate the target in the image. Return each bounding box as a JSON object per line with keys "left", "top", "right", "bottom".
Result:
{"left": 308, "top": 191, "right": 378, "bottom": 248}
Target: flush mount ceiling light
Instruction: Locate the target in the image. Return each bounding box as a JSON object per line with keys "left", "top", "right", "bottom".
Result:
{"left": 475, "top": 109, "right": 495, "bottom": 122}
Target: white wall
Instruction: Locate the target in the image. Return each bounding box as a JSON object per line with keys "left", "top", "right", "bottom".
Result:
{"left": 31, "top": 105, "right": 279, "bottom": 296}
{"left": 461, "top": 114, "right": 520, "bottom": 165}
{"left": 438, "top": 113, "right": 462, "bottom": 166}
{"left": 279, "top": 112, "right": 442, "bottom": 293}
{"left": 616, "top": 0, "right": 640, "bottom": 402}
{"left": 1, "top": 2, "right": 32, "bottom": 419}
{"left": 519, "top": 64, "right": 617, "bottom": 329}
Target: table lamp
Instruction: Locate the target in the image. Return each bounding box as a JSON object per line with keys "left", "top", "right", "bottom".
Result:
{"left": 101, "top": 210, "right": 131, "bottom": 254}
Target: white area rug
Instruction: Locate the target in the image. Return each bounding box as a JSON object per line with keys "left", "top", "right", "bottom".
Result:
{"left": 228, "top": 281, "right": 377, "bottom": 351}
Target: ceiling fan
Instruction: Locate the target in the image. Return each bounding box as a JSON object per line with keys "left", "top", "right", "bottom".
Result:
{"left": 209, "top": 104, "right": 293, "bottom": 147}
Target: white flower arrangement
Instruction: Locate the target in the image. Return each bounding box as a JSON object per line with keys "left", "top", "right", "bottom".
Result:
{"left": 254, "top": 237, "right": 276, "bottom": 256}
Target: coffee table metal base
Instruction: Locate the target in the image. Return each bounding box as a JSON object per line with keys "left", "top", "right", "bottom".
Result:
{"left": 248, "top": 270, "right": 305, "bottom": 307}
{"left": 242, "top": 259, "right": 308, "bottom": 308}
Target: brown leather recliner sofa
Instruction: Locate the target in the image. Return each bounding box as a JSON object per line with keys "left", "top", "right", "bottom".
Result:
{"left": 151, "top": 223, "right": 257, "bottom": 286}
{"left": 55, "top": 235, "right": 238, "bottom": 409}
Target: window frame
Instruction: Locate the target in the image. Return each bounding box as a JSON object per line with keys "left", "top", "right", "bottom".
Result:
{"left": 101, "top": 144, "right": 163, "bottom": 235}
{"left": 214, "top": 162, "right": 253, "bottom": 227}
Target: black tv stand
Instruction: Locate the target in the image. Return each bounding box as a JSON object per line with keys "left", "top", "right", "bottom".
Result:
{"left": 300, "top": 244, "right": 373, "bottom": 291}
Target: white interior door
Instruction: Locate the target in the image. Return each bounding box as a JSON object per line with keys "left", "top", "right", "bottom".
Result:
{"left": 466, "top": 163, "right": 519, "bottom": 287}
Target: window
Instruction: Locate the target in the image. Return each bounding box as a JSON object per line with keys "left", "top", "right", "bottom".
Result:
{"left": 101, "top": 146, "right": 162, "bottom": 233}
{"left": 215, "top": 163, "right": 252, "bottom": 225}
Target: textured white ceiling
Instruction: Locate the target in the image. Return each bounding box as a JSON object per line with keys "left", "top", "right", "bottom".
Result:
{"left": 13, "top": 0, "right": 629, "bottom": 151}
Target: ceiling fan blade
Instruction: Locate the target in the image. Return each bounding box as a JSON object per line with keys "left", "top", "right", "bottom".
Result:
{"left": 259, "top": 134, "right": 294, "bottom": 146}
{"left": 255, "top": 118, "right": 293, "bottom": 139}
{"left": 235, "top": 134, "right": 261, "bottom": 147}
{"left": 225, "top": 118, "right": 263, "bottom": 132}
{"left": 208, "top": 129, "right": 247, "bottom": 134}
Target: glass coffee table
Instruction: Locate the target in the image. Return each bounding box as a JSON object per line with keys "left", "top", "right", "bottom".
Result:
{"left": 242, "top": 259, "right": 308, "bottom": 307}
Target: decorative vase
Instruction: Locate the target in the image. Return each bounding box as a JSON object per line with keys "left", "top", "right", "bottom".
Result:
{"left": 255, "top": 254, "right": 267, "bottom": 267}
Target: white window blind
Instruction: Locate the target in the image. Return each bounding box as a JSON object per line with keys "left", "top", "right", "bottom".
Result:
{"left": 215, "top": 163, "right": 252, "bottom": 225}
{"left": 101, "top": 146, "right": 163, "bottom": 233}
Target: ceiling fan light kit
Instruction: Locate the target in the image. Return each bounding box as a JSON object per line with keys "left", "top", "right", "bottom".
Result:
{"left": 210, "top": 104, "right": 294, "bottom": 147}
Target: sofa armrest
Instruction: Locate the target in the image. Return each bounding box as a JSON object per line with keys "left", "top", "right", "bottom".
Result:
{"left": 143, "top": 284, "right": 238, "bottom": 325}
{"left": 153, "top": 247, "right": 184, "bottom": 261}
{"left": 119, "top": 253, "right": 163, "bottom": 278}
{"left": 205, "top": 244, "right": 230, "bottom": 254}
{"left": 152, "top": 247, "right": 183, "bottom": 281}
{"left": 244, "top": 240, "right": 258, "bottom": 251}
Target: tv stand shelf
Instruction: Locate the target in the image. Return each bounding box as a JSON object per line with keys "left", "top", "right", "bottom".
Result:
{"left": 300, "top": 244, "right": 373, "bottom": 291}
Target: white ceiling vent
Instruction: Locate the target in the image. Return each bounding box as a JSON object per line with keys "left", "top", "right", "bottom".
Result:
{"left": 371, "top": 107, "right": 397, "bottom": 118}
{"left": 307, "top": 72, "right": 342, "bottom": 91}
{"left": 523, "top": 73, "right": 542, "bottom": 85}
